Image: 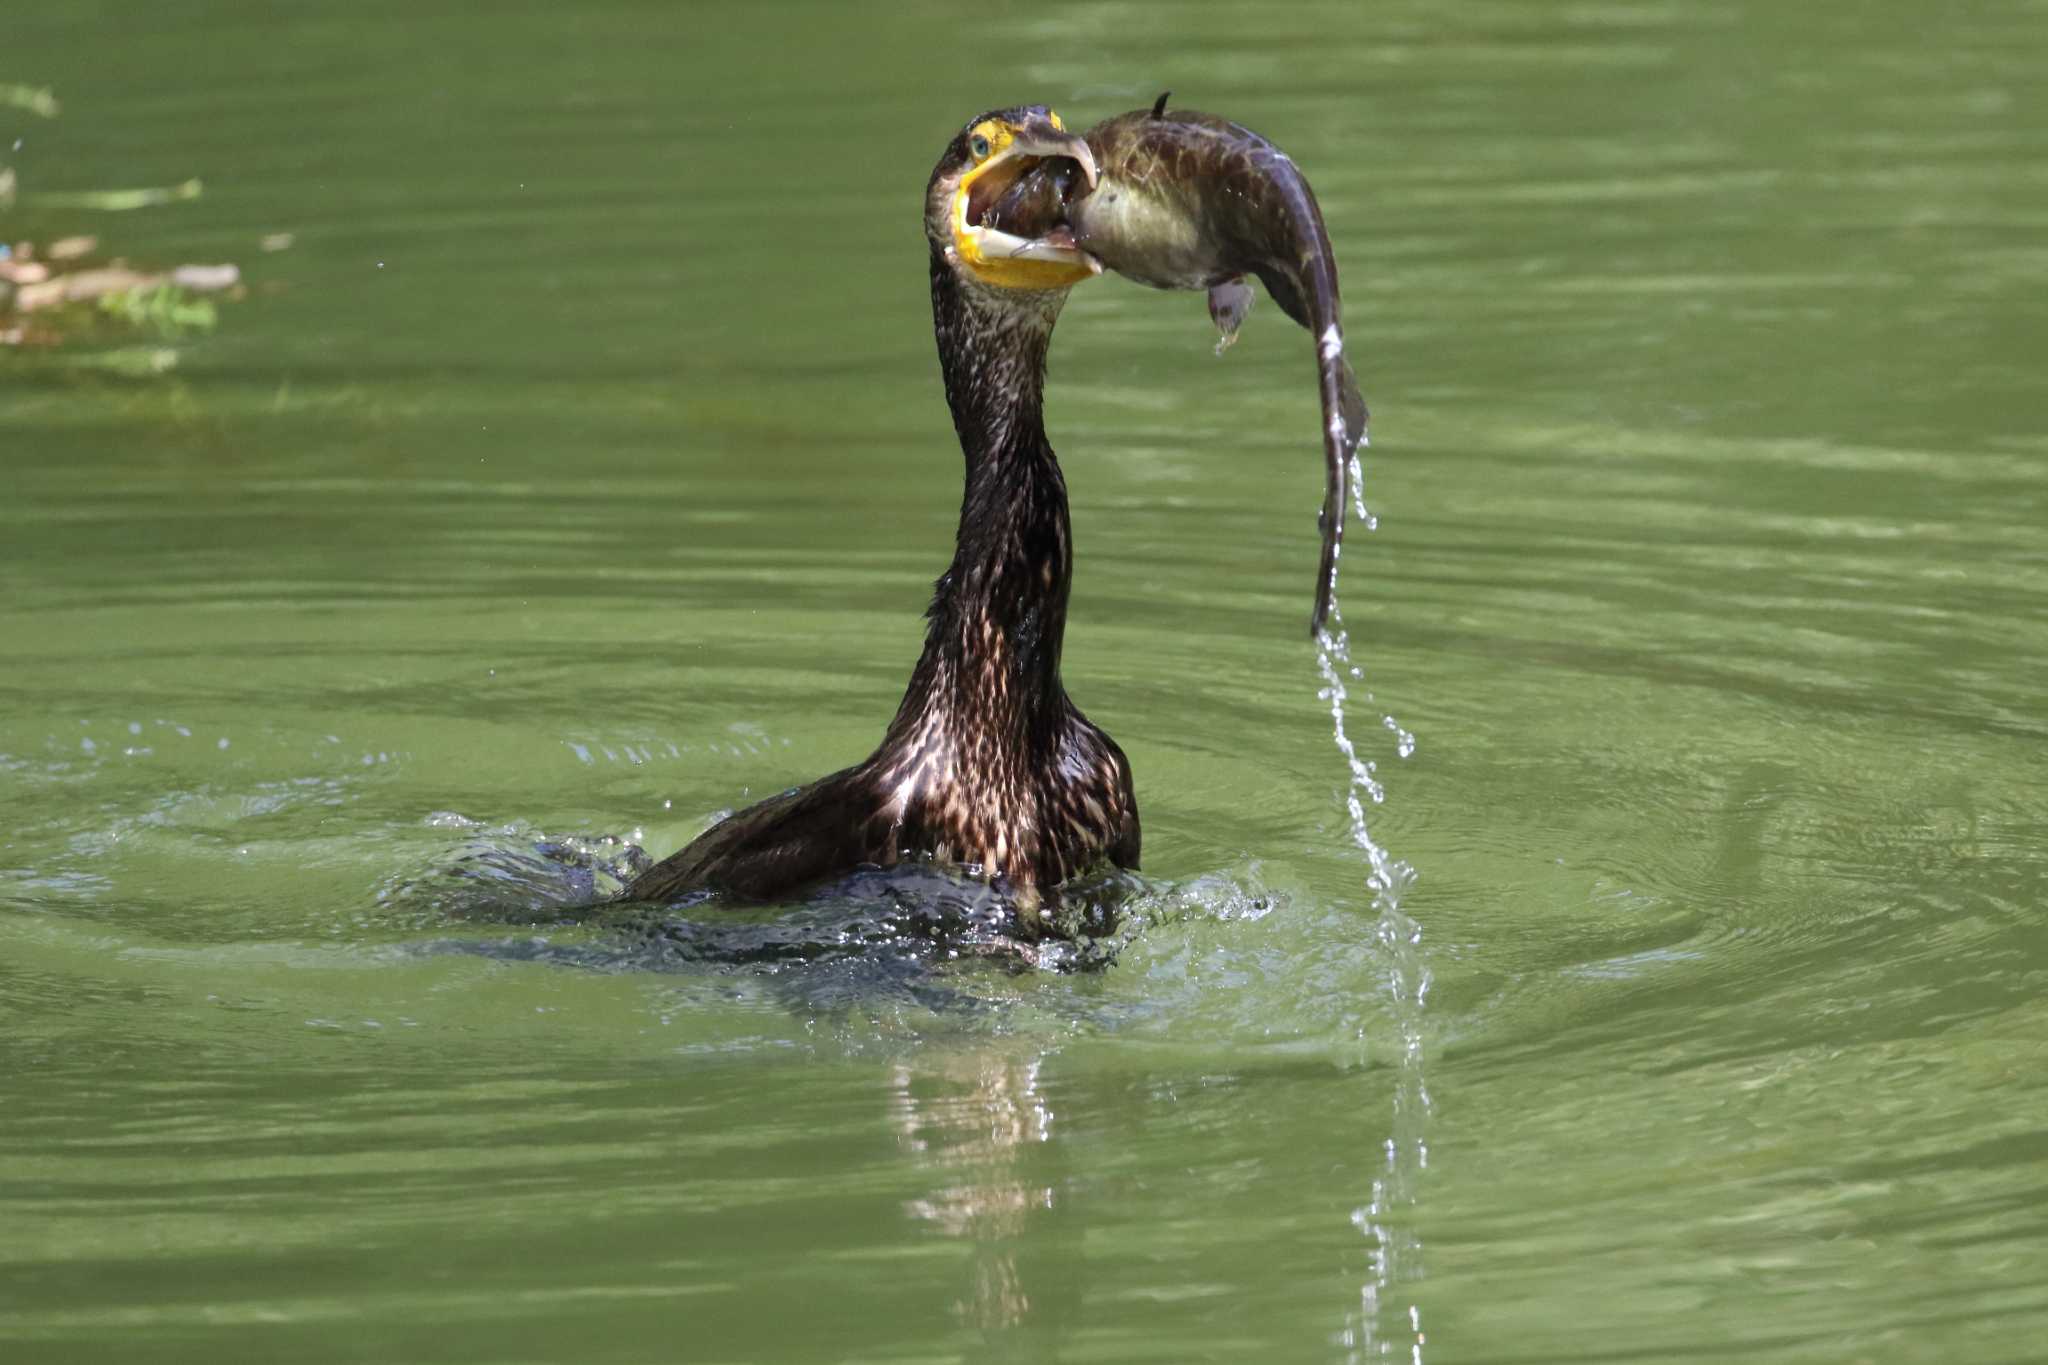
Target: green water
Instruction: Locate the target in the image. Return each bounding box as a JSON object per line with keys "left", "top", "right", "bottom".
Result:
{"left": 6, "top": 2, "right": 2047, "bottom": 1360}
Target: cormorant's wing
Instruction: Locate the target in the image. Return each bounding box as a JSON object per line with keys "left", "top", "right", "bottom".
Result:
{"left": 626, "top": 766, "right": 877, "bottom": 903}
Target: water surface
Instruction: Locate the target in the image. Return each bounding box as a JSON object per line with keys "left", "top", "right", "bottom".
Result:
{"left": 5, "top": 2, "right": 2047, "bottom": 1361}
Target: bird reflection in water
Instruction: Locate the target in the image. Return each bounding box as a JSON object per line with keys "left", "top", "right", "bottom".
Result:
{"left": 889, "top": 1047, "right": 1080, "bottom": 1353}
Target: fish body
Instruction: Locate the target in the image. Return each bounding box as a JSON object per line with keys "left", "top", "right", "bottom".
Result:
{"left": 988, "top": 104, "right": 1369, "bottom": 633}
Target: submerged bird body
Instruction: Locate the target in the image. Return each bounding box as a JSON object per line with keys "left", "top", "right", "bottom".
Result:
{"left": 627, "top": 109, "right": 1138, "bottom": 927}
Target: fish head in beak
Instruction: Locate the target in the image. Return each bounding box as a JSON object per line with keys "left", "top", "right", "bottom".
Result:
{"left": 928, "top": 106, "right": 1100, "bottom": 291}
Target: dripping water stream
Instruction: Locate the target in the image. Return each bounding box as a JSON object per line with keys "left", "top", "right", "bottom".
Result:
{"left": 1319, "top": 448, "right": 1429, "bottom": 1363}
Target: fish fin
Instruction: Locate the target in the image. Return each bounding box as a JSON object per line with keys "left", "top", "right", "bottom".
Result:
{"left": 1337, "top": 353, "right": 1369, "bottom": 439}
{"left": 1310, "top": 351, "right": 1369, "bottom": 636}
{"left": 1253, "top": 265, "right": 1313, "bottom": 329}
{"left": 1208, "top": 276, "right": 1254, "bottom": 354}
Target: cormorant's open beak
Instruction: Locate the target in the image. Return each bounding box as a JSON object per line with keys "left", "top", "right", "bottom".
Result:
{"left": 951, "top": 113, "right": 1101, "bottom": 290}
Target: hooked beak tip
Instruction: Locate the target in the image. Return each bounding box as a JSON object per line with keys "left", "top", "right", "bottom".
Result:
{"left": 1017, "top": 117, "right": 1098, "bottom": 191}
{"left": 1073, "top": 142, "right": 1100, "bottom": 191}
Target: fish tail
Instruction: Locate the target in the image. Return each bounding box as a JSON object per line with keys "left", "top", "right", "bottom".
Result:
{"left": 1254, "top": 150, "right": 1367, "bottom": 636}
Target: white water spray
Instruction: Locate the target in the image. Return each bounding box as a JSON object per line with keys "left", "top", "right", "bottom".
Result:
{"left": 1319, "top": 445, "right": 1431, "bottom": 1364}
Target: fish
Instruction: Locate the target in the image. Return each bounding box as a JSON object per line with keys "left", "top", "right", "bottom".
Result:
{"left": 985, "top": 95, "right": 1369, "bottom": 635}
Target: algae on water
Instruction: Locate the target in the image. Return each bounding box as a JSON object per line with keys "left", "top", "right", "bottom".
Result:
{"left": 3, "top": 83, "right": 244, "bottom": 353}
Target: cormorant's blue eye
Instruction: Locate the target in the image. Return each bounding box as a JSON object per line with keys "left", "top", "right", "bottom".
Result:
{"left": 969, "top": 134, "right": 991, "bottom": 159}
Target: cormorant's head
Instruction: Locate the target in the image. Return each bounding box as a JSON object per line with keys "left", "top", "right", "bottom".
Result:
{"left": 927, "top": 106, "right": 1100, "bottom": 295}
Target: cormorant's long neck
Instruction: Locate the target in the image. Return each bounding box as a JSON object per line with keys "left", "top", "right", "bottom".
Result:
{"left": 889, "top": 258, "right": 1074, "bottom": 751}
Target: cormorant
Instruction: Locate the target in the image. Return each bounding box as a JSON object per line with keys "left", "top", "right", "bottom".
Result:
{"left": 626, "top": 108, "right": 1138, "bottom": 930}
{"left": 628, "top": 100, "right": 1366, "bottom": 936}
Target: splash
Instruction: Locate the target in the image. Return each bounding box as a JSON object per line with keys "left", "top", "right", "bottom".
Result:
{"left": 1318, "top": 447, "right": 1431, "bottom": 1364}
